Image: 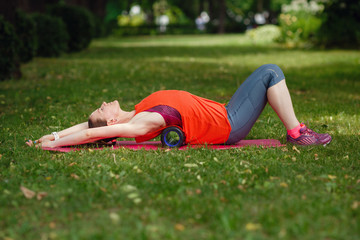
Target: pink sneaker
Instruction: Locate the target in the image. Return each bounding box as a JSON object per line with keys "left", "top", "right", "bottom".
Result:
{"left": 287, "top": 124, "right": 332, "bottom": 146}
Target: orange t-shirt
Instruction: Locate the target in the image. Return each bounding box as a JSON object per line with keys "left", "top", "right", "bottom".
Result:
{"left": 134, "top": 90, "right": 231, "bottom": 144}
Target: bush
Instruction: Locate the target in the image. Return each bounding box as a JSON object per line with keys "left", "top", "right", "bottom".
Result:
{"left": 317, "top": 0, "right": 360, "bottom": 48}
{"left": 48, "top": 4, "right": 95, "bottom": 52}
{"left": 14, "top": 10, "right": 37, "bottom": 63}
{"left": 246, "top": 25, "right": 281, "bottom": 44}
{"left": 0, "top": 16, "right": 19, "bottom": 81}
{"left": 278, "top": 0, "right": 324, "bottom": 47}
{"left": 32, "top": 13, "right": 69, "bottom": 57}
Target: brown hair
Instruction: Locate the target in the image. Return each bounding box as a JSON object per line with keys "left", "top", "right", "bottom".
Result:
{"left": 88, "top": 117, "right": 107, "bottom": 128}
{"left": 88, "top": 117, "right": 117, "bottom": 144}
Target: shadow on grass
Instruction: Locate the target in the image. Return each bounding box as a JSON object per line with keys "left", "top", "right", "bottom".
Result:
{"left": 66, "top": 45, "right": 290, "bottom": 60}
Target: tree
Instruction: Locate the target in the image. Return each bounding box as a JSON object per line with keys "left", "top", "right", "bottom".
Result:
{"left": 317, "top": 0, "right": 360, "bottom": 48}
{"left": 218, "top": 0, "right": 226, "bottom": 33}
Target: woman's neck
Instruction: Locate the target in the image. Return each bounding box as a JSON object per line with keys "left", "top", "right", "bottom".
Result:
{"left": 117, "top": 110, "right": 136, "bottom": 123}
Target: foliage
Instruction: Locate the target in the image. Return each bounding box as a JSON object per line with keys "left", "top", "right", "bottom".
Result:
{"left": 118, "top": 14, "right": 145, "bottom": 27}
{"left": 278, "top": 0, "right": 324, "bottom": 47}
{"left": 14, "top": 10, "right": 37, "bottom": 63}
{"left": 1, "top": 35, "right": 360, "bottom": 239}
{"left": 0, "top": 16, "right": 19, "bottom": 81}
{"left": 31, "top": 13, "right": 69, "bottom": 57}
{"left": 317, "top": 0, "right": 360, "bottom": 48}
{"left": 246, "top": 25, "right": 281, "bottom": 44}
{"left": 48, "top": 4, "right": 95, "bottom": 52}
{"left": 114, "top": 2, "right": 193, "bottom": 36}
{"left": 117, "top": 5, "right": 146, "bottom": 27}
{"left": 162, "top": 6, "right": 190, "bottom": 25}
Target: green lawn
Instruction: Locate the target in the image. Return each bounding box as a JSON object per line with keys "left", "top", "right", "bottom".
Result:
{"left": 1, "top": 34, "right": 359, "bottom": 240}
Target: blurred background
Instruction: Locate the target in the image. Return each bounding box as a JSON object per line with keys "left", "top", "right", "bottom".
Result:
{"left": 1, "top": 0, "right": 359, "bottom": 80}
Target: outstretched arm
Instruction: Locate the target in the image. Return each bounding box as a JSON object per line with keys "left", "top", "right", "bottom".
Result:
{"left": 40, "top": 112, "right": 165, "bottom": 148}
{"left": 37, "top": 122, "right": 89, "bottom": 143}
{"left": 41, "top": 122, "right": 156, "bottom": 148}
{"left": 27, "top": 122, "right": 89, "bottom": 146}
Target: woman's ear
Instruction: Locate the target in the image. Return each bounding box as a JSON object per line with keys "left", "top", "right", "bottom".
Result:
{"left": 107, "top": 118, "right": 117, "bottom": 126}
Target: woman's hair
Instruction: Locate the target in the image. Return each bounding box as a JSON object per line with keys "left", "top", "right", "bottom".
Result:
{"left": 88, "top": 117, "right": 117, "bottom": 144}
{"left": 88, "top": 117, "right": 107, "bottom": 128}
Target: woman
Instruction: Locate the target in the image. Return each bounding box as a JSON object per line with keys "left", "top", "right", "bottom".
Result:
{"left": 27, "top": 64, "right": 332, "bottom": 148}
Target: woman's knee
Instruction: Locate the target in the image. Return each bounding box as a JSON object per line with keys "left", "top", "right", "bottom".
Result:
{"left": 260, "top": 64, "right": 285, "bottom": 87}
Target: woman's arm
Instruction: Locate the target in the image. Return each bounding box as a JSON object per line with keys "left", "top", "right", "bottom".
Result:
{"left": 41, "top": 112, "right": 165, "bottom": 148}
{"left": 42, "top": 122, "right": 154, "bottom": 148}
{"left": 36, "top": 122, "right": 89, "bottom": 143}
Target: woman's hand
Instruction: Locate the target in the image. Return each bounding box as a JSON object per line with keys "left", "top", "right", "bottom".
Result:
{"left": 25, "top": 139, "right": 55, "bottom": 148}
{"left": 38, "top": 134, "right": 54, "bottom": 143}
{"left": 26, "top": 133, "right": 53, "bottom": 147}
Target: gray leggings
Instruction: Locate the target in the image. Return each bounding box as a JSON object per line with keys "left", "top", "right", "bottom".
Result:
{"left": 225, "top": 64, "right": 285, "bottom": 144}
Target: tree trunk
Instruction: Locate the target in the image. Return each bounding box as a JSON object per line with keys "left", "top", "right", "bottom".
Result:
{"left": 199, "top": 0, "right": 204, "bottom": 13}
{"left": 127, "top": 0, "right": 133, "bottom": 12}
{"left": 257, "top": 0, "right": 264, "bottom": 12}
{"left": 218, "top": 0, "right": 226, "bottom": 34}
{"left": 207, "top": 0, "right": 215, "bottom": 21}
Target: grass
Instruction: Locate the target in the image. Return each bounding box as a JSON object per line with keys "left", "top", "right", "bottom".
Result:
{"left": 1, "top": 34, "right": 360, "bottom": 240}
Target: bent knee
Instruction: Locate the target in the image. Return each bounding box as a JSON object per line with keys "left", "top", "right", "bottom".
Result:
{"left": 262, "top": 64, "right": 285, "bottom": 87}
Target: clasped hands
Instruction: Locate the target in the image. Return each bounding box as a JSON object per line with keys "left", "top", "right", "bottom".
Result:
{"left": 26, "top": 134, "right": 55, "bottom": 148}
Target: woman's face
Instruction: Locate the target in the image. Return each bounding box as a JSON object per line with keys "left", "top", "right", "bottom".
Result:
{"left": 89, "top": 100, "right": 121, "bottom": 124}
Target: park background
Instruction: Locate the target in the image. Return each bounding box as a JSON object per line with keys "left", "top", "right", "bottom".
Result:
{"left": 1, "top": 0, "right": 359, "bottom": 239}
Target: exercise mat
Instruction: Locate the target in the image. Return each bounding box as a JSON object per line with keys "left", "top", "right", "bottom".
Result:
{"left": 42, "top": 139, "right": 285, "bottom": 152}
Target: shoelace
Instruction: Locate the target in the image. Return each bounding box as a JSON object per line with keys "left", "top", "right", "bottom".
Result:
{"left": 301, "top": 126, "right": 315, "bottom": 136}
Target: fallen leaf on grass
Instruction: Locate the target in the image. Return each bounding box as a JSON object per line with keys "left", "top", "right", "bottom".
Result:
{"left": 281, "top": 147, "right": 288, "bottom": 152}
{"left": 328, "top": 175, "right": 337, "bottom": 180}
{"left": 37, "top": 192, "right": 48, "bottom": 200}
{"left": 112, "top": 154, "right": 117, "bottom": 164}
{"left": 280, "top": 182, "right": 288, "bottom": 188}
{"left": 127, "top": 193, "right": 139, "bottom": 199}
{"left": 270, "top": 176, "right": 280, "bottom": 181}
{"left": 174, "top": 223, "right": 185, "bottom": 231}
{"left": 292, "top": 145, "right": 300, "bottom": 154}
{"left": 68, "top": 162, "right": 77, "bottom": 167}
{"left": 109, "top": 212, "right": 120, "bottom": 223}
{"left": 245, "top": 222, "right": 261, "bottom": 231}
{"left": 351, "top": 201, "right": 359, "bottom": 210}
{"left": 49, "top": 222, "right": 56, "bottom": 229}
{"left": 237, "top": 185, "right": 246, "bottom": 191}
{"left": 20, "top": 186, "right": 36, "bottom": 199}
{"left": 241, "top": 169, "right": 252, "bottom": 174}
{"left": 70, "top": 173, "right": 80, "bottom": 180}
{"left": 184, "top": 163, "right": 198, "bottom": 168}
{"left": 121, "top": 184, "right": 137, "bottom": 192}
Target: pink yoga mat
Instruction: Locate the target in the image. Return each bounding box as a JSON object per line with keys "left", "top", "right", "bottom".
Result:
{"left": 42, "top": 139, "right": 285, "bottom": 152}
